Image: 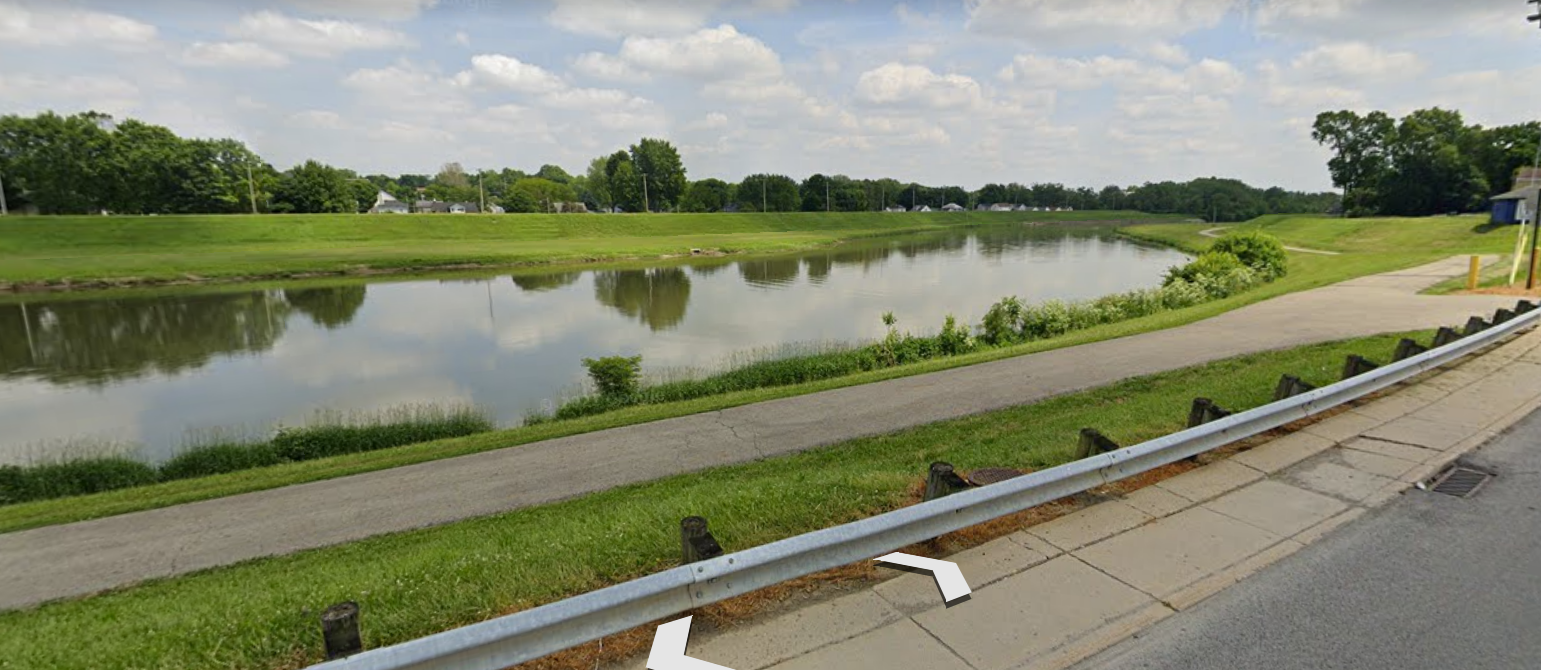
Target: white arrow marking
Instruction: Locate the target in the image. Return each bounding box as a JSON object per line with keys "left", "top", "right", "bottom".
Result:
{"left": 647, "top": 616, "right": 737, "bottom": 670}
{"left": 874, "top": 552, "right": 973, "bottom": 604}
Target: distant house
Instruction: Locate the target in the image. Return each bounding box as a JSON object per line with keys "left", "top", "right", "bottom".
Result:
{"left": 989, "top": 203, "right": 1014, "bottom": 212}
{"left": 414, "top": 200, "right": 481, "bottom": 214}
{"left": 487, "top": 204, "right": 506, "bottom": 214}
{"left": 369, "top": 191, "right": 409, "bottom": 214}
{"left": 914, "top": 205, "right": 933, "bottom": 212}
{"left": 885, "top": 205, "right": 907, "bottom": 212}
{"left": 1014, "top": 204, "right": 1031, "bottom": 212}
{"left": 1492, "top": 186, "right": 1540, "bottom": 225}
{"left": 942, "top": 203, "right": 964, "bottom": 212}
{"left": 554, "top": 201, "right": 588, "bottom": 214}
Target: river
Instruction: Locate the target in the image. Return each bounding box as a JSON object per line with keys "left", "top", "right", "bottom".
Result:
{"left": 0, "top": 224, "right": 1188, "bottom": 464}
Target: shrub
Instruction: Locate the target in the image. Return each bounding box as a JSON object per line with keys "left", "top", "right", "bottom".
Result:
{"left": 159, "top": 443, "right": 283, "bottom": 480}
{"left": 936, "top": 315, "right": 975, "bottom": 356}
{"left": 980, "top": 296, "right": 1025, "bottom": 346}
{"left": 0, "top": 457, "right": 160, "bottom": 504}
{"left": 1164, "top": 251, "right": 1245, "bottom": 285}
{"left": 270, "top": 406, "right": 494, "bottom": 461}
{"left": 1208, "top": 232, "right": 1288, "bottom": 279}
{"left": 582, "top": 355, "right": 643, "bottom": 397}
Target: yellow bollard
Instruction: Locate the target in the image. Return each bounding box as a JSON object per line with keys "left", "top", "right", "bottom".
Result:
{"left": 1468, "top": 255, "right": 1481, "bottom": 291}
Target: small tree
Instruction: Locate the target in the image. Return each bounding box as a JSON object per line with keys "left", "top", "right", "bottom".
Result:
{"left": 582, "top": 355, "right": 643, "bottom": 397}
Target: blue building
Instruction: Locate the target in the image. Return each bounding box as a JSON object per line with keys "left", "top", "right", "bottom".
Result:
{"left": 1491, "top": 185, "right": 1539, "bottom": 225}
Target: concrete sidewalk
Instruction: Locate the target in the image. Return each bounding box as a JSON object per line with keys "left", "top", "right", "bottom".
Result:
{"left": 621, "top": 324, "right": 1541, "bottom": 670}
{"left": 0, "top": 256, "right": 1517, "bottom": 611}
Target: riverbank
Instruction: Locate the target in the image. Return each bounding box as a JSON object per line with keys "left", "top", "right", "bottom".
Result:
{"left": 0, "top": 215, "right": 1516, "bottom": 532}
{"left": 0, "top": 331, "right": 1435, "bottom": 669}
{"left": 0, "top": 210, "right": 1180, "bottom": 292}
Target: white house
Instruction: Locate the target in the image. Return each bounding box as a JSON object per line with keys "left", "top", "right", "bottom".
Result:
{"left": 885, "top": 205, "right": 907, "bottom": 212}
{"left": 989, "top": 203, "right": 1014, "bottom": 212}
{"left": 942, "top": 203, "right": 964, "bottom": 211}
{"left": 914, "top": 205, "right": 933, "bottom": 212}
{"left": 369, "top": 191, "right": 409, "bottom": 214}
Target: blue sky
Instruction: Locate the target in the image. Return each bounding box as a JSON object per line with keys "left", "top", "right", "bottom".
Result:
{"left": 0, "top": 0, "right": 1535, "bottom": 192}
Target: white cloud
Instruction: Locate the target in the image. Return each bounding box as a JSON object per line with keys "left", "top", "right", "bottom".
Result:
{"left": 855, "top": 63, "right": 983, "bottom": 109}
{"left": 1254, "top": 0, "right": 1517, "bottom": 41}
{"left": 547, "top": 0, "right": 722, "bottom": 38}
{"left": 346, "top": 61, "right": 471, "bottom": 114}
{"left": 1289, "top": 42, "right": 1424, "bottom": 81}
{"left": 1137, "top": 41, "right": 1190, "bottom": 65}
{"left": 0, "top": 73, "right": 140, "bottom": 114}
{"left": 616, "top": 25, "right": 782, "bottom": 81}
{"left": 0, "top": 2, "right": 157, "bottom": 49}
{"left": 967, "top": 0, "right": 1234, "bottom": 47}
{"left": 452, "top": 54, "right": 567, "bottom": 94}
{"left": 182, "top": 41, "right": 291, "bottom": 68}
{"left": 230, "top": 11, "right": 412, "bottom": 57}
{"left": 282, "top": 0, "right": 439, "bottom": 21}
{"left": 453, "top": 31, "right": 470, "bottom": 46}
{"left": 999, "top": 54, "right": 1241, "bottom": 95}
{"left": 289, "top": 110, "right": 346, "bottom": 129}
{"left": 369, "top": 120, "right": 455, "bottom": 143}
{"left": 700, "top": 112, "right": 730, "bottom": 129}
{"left": 572, "top": 52, "right": 652, "bottom": 82}
{"left": 540, "top": 87, "right": 652, "bottom": 111}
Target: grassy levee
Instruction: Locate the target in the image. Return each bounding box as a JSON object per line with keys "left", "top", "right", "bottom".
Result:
{"left": 0, "top": 213, "right": 1518, "bottom": 533}
{"left": 0, "top": 210, "right": 1178, "bottom": 287}
{"left": 0, "top": 331, "right": 1429, "bottom": 670}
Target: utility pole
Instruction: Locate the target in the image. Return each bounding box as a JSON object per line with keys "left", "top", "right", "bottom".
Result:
{"left": 761, "top": 177, "right": 767, "bottom": 212}
{"left": 642, "top": 173, "right": 650, "bottom": 213}
{"left": 0, "top": 172, "right": 8, "bottom": 216}
{"left": 478, "top": 172, "right": 486, "bottom": 213}
{"left": 826, "top": 178, "right": 831, "bottom": 212}
{"left": 245, "top": 161, "right": 258, "bottom": 214}
{"left": 1528, "top": 0, "right": 1541, "bottom": 288}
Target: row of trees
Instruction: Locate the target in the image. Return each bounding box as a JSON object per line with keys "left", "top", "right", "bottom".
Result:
{"left": 0, "top": 110, "right": 1336, "bottom": 221}
{"left": 1312, "top": 107, "right": 1539, "bottom": 217}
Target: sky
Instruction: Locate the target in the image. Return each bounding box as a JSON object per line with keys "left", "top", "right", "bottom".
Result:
{"left": 0, "top": 0, "right": 1536, "bottom": 192}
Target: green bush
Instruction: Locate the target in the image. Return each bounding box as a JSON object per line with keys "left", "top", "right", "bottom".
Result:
{"left": 0, "top": 457, "right": 160, "bottom": 504}
{"left": 159, "top": 443, "right": 283, "bottom": 480}
{"left": 582, "top": 355, "right": 643, "bottom": 397}
{"left": 1208, "top": 232, "right": 1288, "bottom": 279}
{"left": 270, "top": 407, "right": 495, "bottom": 461}
{"left": 980, "top": 296, "right": 1025, "bottom": 346}
{"left": 1164, "top": 250, "right": 1244, "bottom": 285}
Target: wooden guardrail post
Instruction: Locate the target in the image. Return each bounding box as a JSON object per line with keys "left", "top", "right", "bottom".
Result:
{"left": 1341, "top": 354, "right": 1380, "bottom": 380}
{"left": 1187, "top": 397, "right": 1232, "bottom": 428}
{"left": 1494, "top": 308, "right": 1517, "bottom": 325}
{"left": 1393, "top": 338, "right": 1429, "bottom": 361}
{"left": 1516, "top": 300, "right": 1538, "bottom": 314}
{"left": 321, "top": 601, "right": 363, "bottom": 660}
{"left": 1075, "top": 428, "right": 1120, "bottom": 459}
{"left": 1463, "top": 316, "right": 1491, "bottom": 336}
{"left": 1433, "top": 327, "right": 1463, "bottom": 347}
{"left": 923, "top": 462, "right": 972, "bottom": 501}
{"left": 1272, "top": 375, "right": 1316, "bottom": 401}
{"left": 680, "top": 516, "right": 724, "bottom": 564}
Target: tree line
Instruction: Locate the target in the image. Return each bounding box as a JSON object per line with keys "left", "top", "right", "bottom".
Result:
{"left": 1312, "top": 107, "right": 1540, "bottom": 217}
{"left": 0, "top": 110, "right": 1336, "bottom": 221}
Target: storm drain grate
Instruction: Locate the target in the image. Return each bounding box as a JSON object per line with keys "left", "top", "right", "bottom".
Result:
{"left": 1428, "top": 466, "right": 1493, "bottom": 498}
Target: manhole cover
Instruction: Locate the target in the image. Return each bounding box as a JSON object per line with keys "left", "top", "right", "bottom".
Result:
{"left": 1428, "top": 466, "right": 1493, "bottom": 498}
{"left": 967, "top": 468, "right": 1026, "bottom": 486}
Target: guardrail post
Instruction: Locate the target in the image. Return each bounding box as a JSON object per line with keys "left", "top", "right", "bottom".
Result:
{"left": 1186, "top": 398, "right": 1213, "bottom": 428}
{"left": 1517, "top": 300, "right": 1538, "bottom": 315}
{"left": 1463, "top": 316, "right": 1491, "bottom": 336}
{"left": 1494, "top": 308, "right": 1517, "bottom": 325}
{"left": 1075, "top": 428, "right": 1120, "bottom": 459}
{"left": 321, "top": 601, "right": 363, "bottom": 660}
{"left": 924, "top": 462, "right": 971, "bottom": 501}
{"left": 1393, "top": 338, "right": 1429, "bottom": 361}
{"left": 680, "top": 516, "right": 724, "bottom": 564}
{"left": 1272, "top": 375, "right": 1316, "bottom": 401}
{"left": 1341, "top": 354, "right": 1380, "bottom": 380}
{"left": 1433, "top": 327, "right": 1463, "bottom": 347}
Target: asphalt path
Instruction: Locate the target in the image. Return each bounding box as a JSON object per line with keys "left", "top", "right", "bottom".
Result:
{"left": 1075, "top": 407, "right": 1541, "bottom": 670}
{"left": 0, "top": 256, "right": 1519, "bottom": 610}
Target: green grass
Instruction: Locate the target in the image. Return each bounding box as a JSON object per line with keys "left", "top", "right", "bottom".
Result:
{"left": 0, "top": 210, "right": 1179, "bottom": 286}
{"left": 0, "top": 330, "right": 1429, "bottom": 670}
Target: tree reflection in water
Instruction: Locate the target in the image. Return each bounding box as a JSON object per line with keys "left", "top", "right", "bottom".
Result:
{"left": 283, "top": 286, "right": 367, "bottom": 330}
{"left": 592, "top": 268, "right": 692, "bottom": 331}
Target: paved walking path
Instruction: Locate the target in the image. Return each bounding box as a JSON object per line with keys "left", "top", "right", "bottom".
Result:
{"left": 1199, "top": 226, "right": 1341, "bottom": 255}
{"left": 0, "top": 256, "right": 1517, "bottom": 610}
{"left": 612, "top": 323, "right": 1541, "bottom": 670}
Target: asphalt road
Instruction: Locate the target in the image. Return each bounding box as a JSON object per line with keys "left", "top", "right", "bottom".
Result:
{"left": 1075, "top": 407, "right": 1541, "bottom": 670}
{"left": 0, "top": 256, "right": 1519, "bottom": 610}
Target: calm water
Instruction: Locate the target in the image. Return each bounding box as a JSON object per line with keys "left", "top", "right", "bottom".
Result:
{"left": 0, "top": 225, "right": 1188, "bottom": 464}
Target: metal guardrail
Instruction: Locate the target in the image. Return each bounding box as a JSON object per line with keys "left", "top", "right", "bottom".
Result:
{"left": 313, "top": 304, "right": 1539, "bottom": 670}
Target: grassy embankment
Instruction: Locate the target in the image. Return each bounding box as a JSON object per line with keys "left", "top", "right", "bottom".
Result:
{"left": 0, "top": 210, "right": 1177, "bottom": 288}
{"left": 0, "top": 213, "right": 1514, "bottom": 533}
{"left": 0, "top": 330, "right": 1432, "bottom": 670}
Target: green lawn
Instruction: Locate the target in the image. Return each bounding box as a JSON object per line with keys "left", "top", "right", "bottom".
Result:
{"left": 0, "top": 210, "right": 1177, "bottom": 286}
{"left": 0, "top": 213, "right": 1518, "bottom": 533}
{"left": 0, "top": 331, "right": 1428, "bottom": 670}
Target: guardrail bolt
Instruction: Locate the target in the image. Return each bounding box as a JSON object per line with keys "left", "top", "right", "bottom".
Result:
{"left": 924, "top": 461, "right": 972, "bottom": 501}
{"left": 1463, "top": 316, "right": 1491, "bottom": 336}
{"left": 1516, "top": 300, "right": 1538, "bottom": 314}
{"left": 1272, "top": 374, "right": 1316, "bottom": 401}
{"left": 680, "top": 516, "right": 724, "bottom": 564}
{"left": 1393, "top": 338, "right": 1429, "bottom": 361}
{"left": 1494, "top": 308, "right": 1517, "bottom": 325}
{"left": 1433, "top": 326, "right": 1463, "bottom": 347}
{"left": 320, "top": 601, "right": 363, "bottom": 660}
{"left": 1341, "top": 354, "right": 1380, "bottom": 380}
{"left": 1075, "top": 428, "right": 1120, "bottom": 460}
